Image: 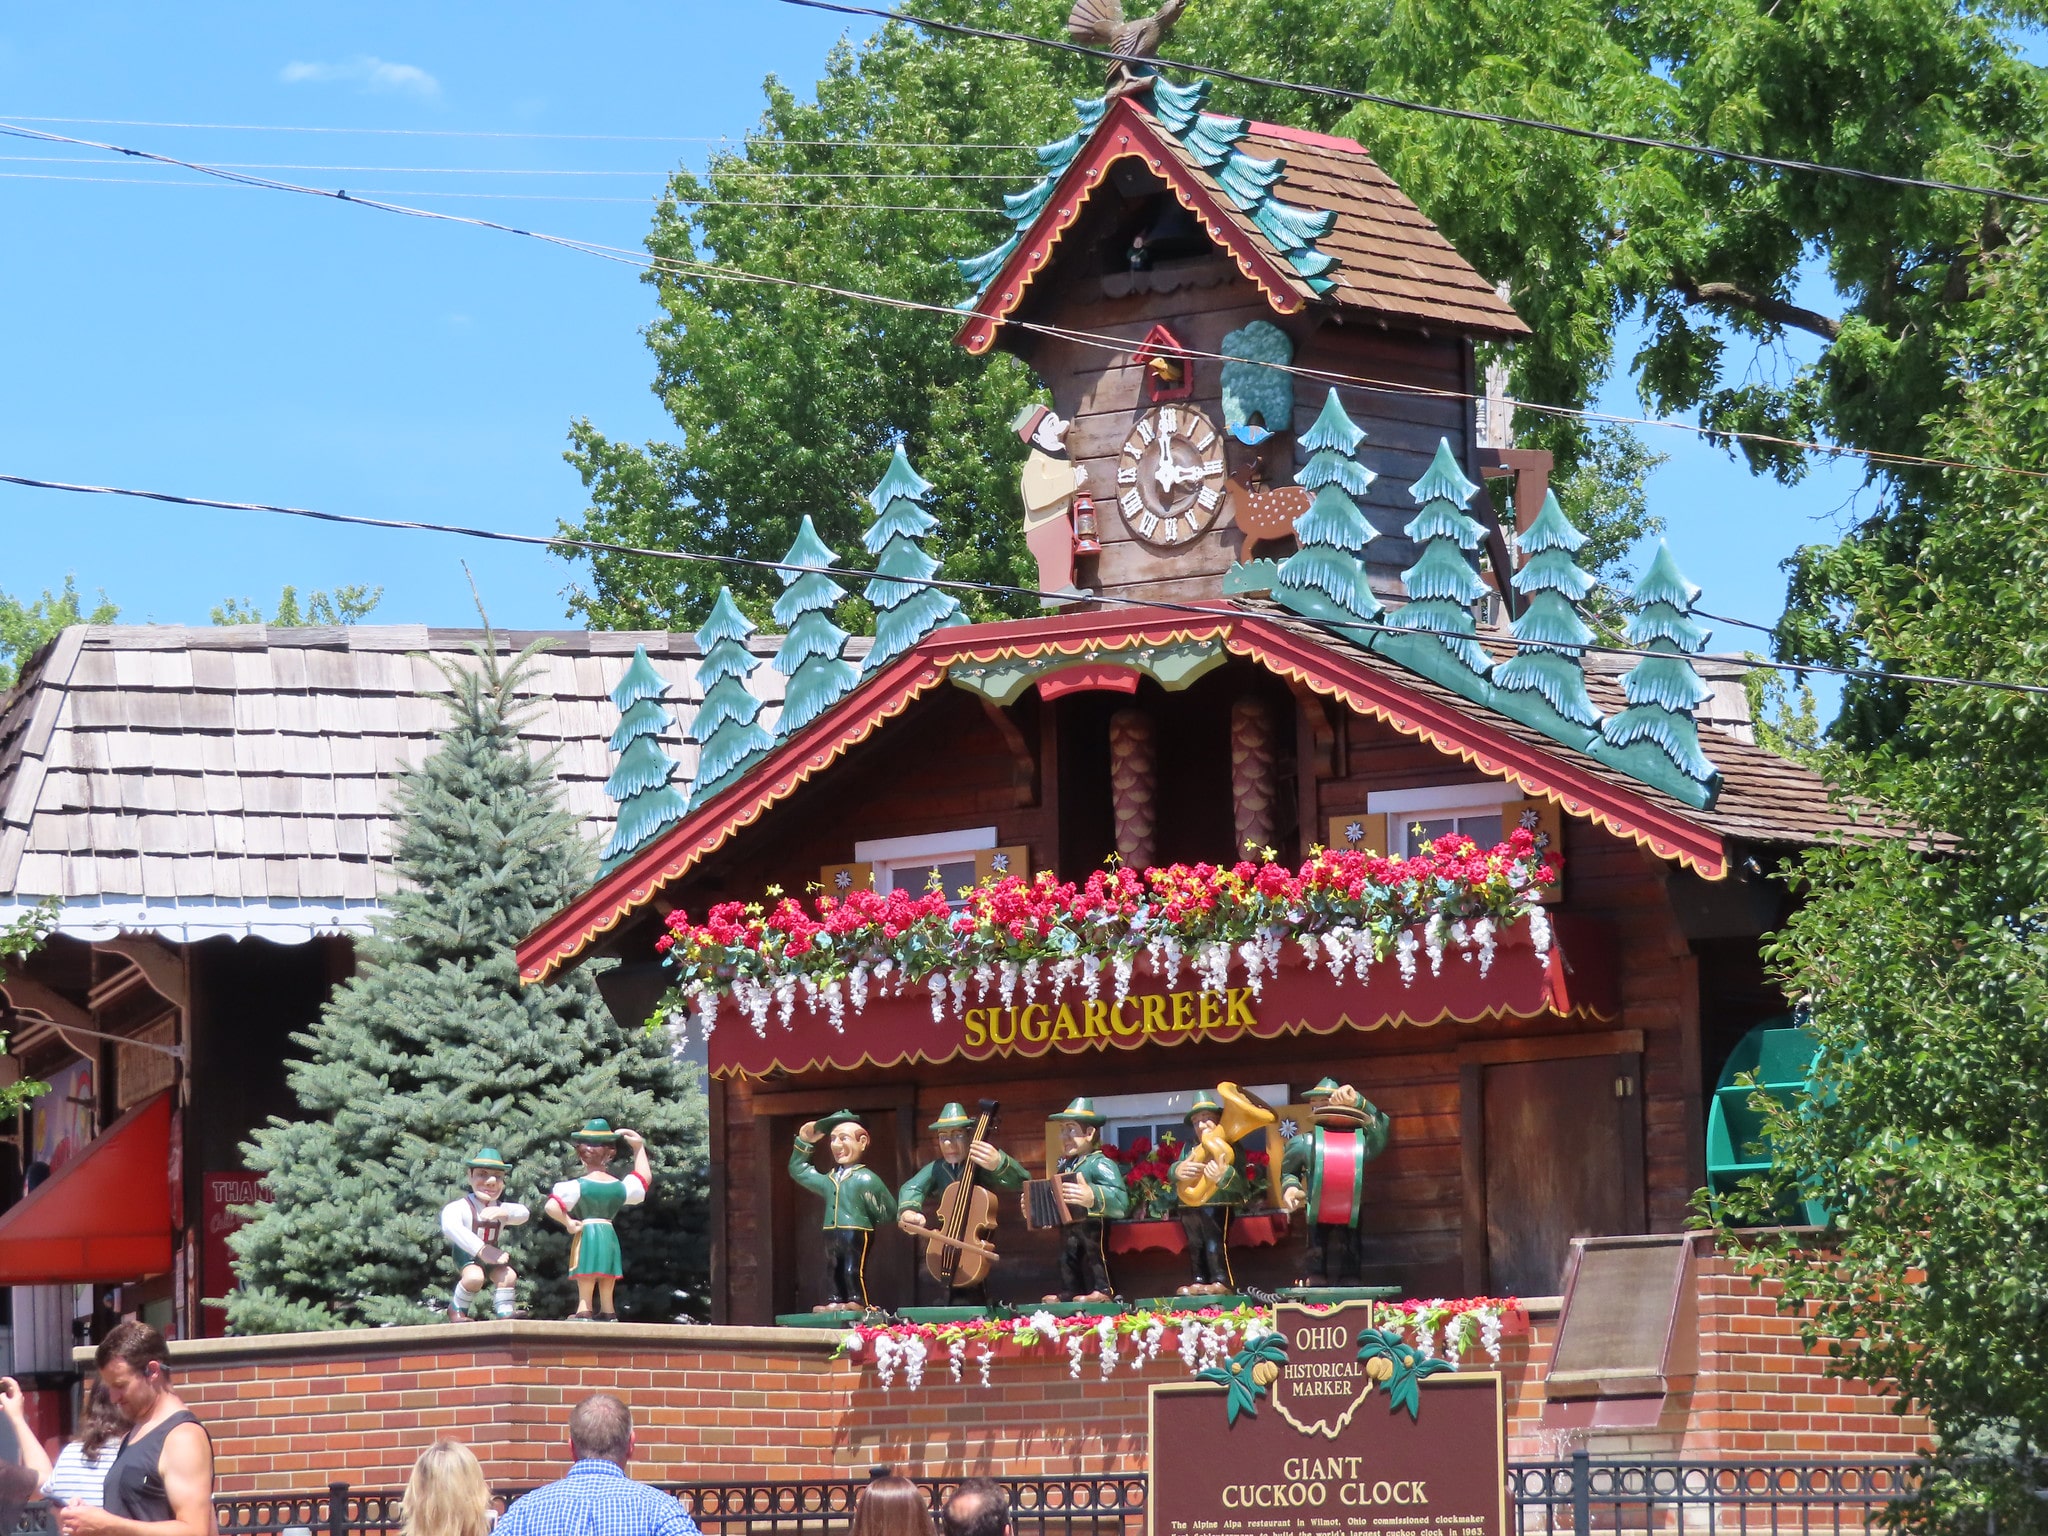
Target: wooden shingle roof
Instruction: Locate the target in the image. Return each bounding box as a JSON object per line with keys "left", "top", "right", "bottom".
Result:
{"left": 0, "top": 624, "right": 793, "bottom": 944}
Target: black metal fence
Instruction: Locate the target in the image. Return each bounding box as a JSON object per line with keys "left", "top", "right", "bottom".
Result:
{"left": 11, "top": 1459, "right": 1923, "bottom": 1536}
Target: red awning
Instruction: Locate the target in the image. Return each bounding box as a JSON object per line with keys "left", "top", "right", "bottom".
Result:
{"left": 0, "top": 1091, "right": 173, "bottom": 1284}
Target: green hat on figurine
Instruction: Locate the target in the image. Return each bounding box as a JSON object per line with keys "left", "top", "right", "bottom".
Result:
{"left": 812, "top": 1109, "right": 867, "bottom": 1137}
{"left": 569, "top": 1118, "right": 620, "bottom": 1146}
{"left": 1185, "top": 1090, "right": 1225, "bottom": 1123}
{"left": 929, "top": 1103, "right": 976, "bottom": 1131}
{"left": 1049, "top": 1096, "right": 1105, "bottom": 1126}
{"left": 1303, "top": 1077, "right": 1341, "bottom": 1102}
{"left": 466, "top": 1148, "right": 512, "bottom": 1172}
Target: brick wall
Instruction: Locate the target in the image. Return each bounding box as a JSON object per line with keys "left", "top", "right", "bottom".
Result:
{"left": 155, "top": 1272, "right": 1926, "bottom": 1497}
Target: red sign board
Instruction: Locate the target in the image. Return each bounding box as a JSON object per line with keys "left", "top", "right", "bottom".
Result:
{"left": 1149, "top": 1303, "right": 1507, "bottom": 1536}
{"left": 200, "top": 1171, "right": 270, "bottom": 1338}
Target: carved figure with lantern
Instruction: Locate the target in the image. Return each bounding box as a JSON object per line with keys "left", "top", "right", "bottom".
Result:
{"left": 897, "top": 1100, "right": 1027, "bottom": 1304}
{"left": 1280, "top": 1078, "right": 1391, "bottom": 1289}
{"left": 1171, "top": 1084, "right": 1282, "bottom": 1296}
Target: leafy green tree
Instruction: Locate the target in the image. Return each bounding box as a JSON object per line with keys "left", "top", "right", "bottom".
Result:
{"left": 0, "top": 577, "right": 118, "bottom": 689}
{"left": 212, "top": 584, "right": 382, "bottom": 627}
{"left": 0, "top": 900, "right": 59, "bottom": 1118}
{"left": 228, "top": 638, "right": 708, "bottom": 1332}
{"left": 1714, "top": 221, "right": 2048, "bottom": 1536}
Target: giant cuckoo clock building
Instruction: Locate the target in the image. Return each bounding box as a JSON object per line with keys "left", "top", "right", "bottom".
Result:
{"left": 516, "top": 62, "right": 1895, "bottom": 1443}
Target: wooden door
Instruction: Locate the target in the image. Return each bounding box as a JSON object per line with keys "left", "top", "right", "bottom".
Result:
{"left": 1464, "top": 1047, "right": 1643, "bottom": 1296}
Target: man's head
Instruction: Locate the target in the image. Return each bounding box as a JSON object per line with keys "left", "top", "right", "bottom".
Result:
{"left": 829, "top": 1122, "right": 870, "bottom": 1167}
{"left": 931, "top": 1102, "right": 975, "bottom": 1165}
{"left": 942, "top": 1480, "right": 1010, "bottom": 1536}
{"left": 568, "top": 1393, "right": 633, "bottom": 1466}
{"left": 936, "top": 1129, "right": 968, "bottom": 1163}
{"left": 95, "top": 1320, "right": 171, "bottom": 1425}
{"left": 1012, "top": 404, "right": 1070, "bottom": 455}
{"left": 1050, "top": 1098, "right": 1104, "bottom": 1157}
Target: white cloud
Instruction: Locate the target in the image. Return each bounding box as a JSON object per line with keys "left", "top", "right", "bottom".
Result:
{"left": 280, "top": 55, "right": 439, "bottom": 98}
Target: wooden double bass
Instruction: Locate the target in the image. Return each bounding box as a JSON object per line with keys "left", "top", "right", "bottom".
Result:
{"left": 923, "top": 1098, "right": 1002, "bottom": 1290}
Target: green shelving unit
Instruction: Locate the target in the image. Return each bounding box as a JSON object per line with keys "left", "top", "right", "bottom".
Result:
{"left": 1705, "top": 1016, "right": 1828, "bottom": 1225}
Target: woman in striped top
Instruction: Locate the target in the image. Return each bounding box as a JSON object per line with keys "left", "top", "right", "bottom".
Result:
{"left": 44, "top": 1384, "right": 126, "bottom": 1509}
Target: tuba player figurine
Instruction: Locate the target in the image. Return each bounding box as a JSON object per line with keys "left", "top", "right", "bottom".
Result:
{"left": 791, "top": 1110, "right": 898, "bottom": 1312}
{"left": 1034, "top": 1097, "right": 1130, "bottom": 1302}
{"left": 1171, "top": 1090, "right": 1252, "bottom": 1296}
{"left": 1280, "top": 1081, "right": 1390, "bottom": 1289}
{"left": 440, "top": 1148, "right": 529, "bottom": 1322}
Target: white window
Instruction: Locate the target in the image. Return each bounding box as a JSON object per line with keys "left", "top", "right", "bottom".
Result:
{"left": 854, "top": 826, "right": 997, "bottom": 905}
{"left": 1092, "top": 1083, "right": 1291, "bottom": 1157}
{"left": 1367, "top": 782, "right": 1520, "bottom": 858}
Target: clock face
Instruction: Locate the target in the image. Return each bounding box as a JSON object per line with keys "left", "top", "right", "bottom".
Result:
{"left": 1114, "top": 404, "right": 1229, "bottom": 548}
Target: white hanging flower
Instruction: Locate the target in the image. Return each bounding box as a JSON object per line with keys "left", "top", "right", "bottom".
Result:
{"left": 928, "top": 973, "right": 947, "bottom": 1024}
{"left": 1026, "top": 1310, "right": 1061, "bottom": 1341}
{"left": 1238, "top": 940, "right": 1266, "bottom": 998}
{"left": 1022, "top": 957, "right": 1042, "bottom": 1003}
{"left": 1082, "top": 958, "right": 1103, "bottom": 1003}
{"left": 1395, "top": 930, "right": 1419, "bottom": 986}
{"left": 1472, "top": 917, "right": 1497, "bottom": 977}
{"left": 1243, "top": 1319, "right": 1267, "bottom": 1344}
{"left": 694, "top": 988, "right": 719, "bottom": 1042}
{"left": 1477, "top": 1306, "right": 1504, "bottom": 1362}
{"left": 1178, "top": 1319, "right": 1205, "bottom": 1372}
{"left": 949, "top": 1338, "right": 967, "bottom": 1383}
{"left": 1298, "top": 934, "right": 1320, "bottom": 972}
{"left": 950, "top": 969, "right": 969, "bottom": 1015}
{"left": 1137, "top": 1315, "right": 1167, "bottom": 1365}
{"left": 1097, "top": 1315, "right": 1118, "bottom": 1378}
{"left": 822, "top": 978, "right": 847, "bottom": 1033}
{"left": 999, "top": 959, "right": 1019, "bottom": 1009}
{"left": 1425, "top": 917, "right": 1447, "bottom": 978}
{"left": 848, "top": 964, "right": 870, "bottom": 1014}
{"left": 1527, "top": 906, "right": 1553, "bottom": 962}
{"left": 901, "top": 1335, "right": 929, "bottom": 1390}
{"left": 974, "top": 963, "right": 995, "bottom": 1002}
{"left": 873, "top": 1333, "right": 900, "bottom": 1388}
{"left": 1112, "top": 955, "right": 1134, "bottom": 1007}
{"left": 1161, "top": 934, "right": 1185, "bottom": 989}
{"left": 978, "top": 1345, "right": 995, "bottom": 1388}
{"left": 841, "top": 1331, "right": 863, "bottom": 1356}
{"left": 1066, "top": 1330, "right": 1088, "bottom": 1379}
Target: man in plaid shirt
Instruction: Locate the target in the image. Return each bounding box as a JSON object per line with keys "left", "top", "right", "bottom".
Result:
{"left": 497, "top": 1396, "right": 700, "bottom": 1536}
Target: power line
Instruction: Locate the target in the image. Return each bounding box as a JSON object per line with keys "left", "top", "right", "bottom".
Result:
{"left": 0, "top": 468, "right": 2040, "bottom": 699}
{"left": 779, "top": 0, "right": 2048, "bottom": 210}
{"left": 0, "top": 113, "right": 1042, "bottom": 150}
{"left": 0, "top": 152, "right": 1032, "bottom": 180}
{"left": 2, "top": 117, "right": 2038, "bottom": 485}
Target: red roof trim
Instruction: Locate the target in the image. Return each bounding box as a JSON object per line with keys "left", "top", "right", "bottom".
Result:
{"left": 516, "top": 607, "right": 1727, "bottom": 985}
{"left": 1241, "top": 119, "right": 1369, "bottom": 156}
{"left": 955, "top": 98, "right": 1307, "bottom": 356}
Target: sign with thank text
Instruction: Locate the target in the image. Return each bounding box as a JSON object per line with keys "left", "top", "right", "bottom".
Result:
{"left": 1149, "top": 1302, "right": 1506, "bottom": 1536}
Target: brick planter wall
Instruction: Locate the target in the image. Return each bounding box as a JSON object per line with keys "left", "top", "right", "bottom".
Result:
{"left": 144, "top": 1267, "right": 1927, "bottom": 1497}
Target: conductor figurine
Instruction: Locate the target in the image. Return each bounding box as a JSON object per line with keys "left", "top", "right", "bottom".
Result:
{"left": 791, "top": 1109, "right": 898, "bottom": 1312}
{"left": 1034, "top": 1097, "right": 1130, "bottom": 1303}
{"left": 440, "top": 1148, "right": 529, "bottom": 1322}
{"left": 898, "top": 1102, "right": 1028, "bottom": 1304}
{"left": 1280, "top": 1080, "right": 1390, "bottom": 1289}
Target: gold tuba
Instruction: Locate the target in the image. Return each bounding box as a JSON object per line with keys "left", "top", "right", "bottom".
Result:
{"left": 1175, "top": 1083, "right": 1283, "bottom": 1206}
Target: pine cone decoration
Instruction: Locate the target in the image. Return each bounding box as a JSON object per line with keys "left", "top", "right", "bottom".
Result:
{"left": 1109, "top": 707, "right": 1157, "bottom": 868}
{"left": 1231, "top": 697, "right": 1277, "bottom": 852}
{"left": 1252, "top": 1359, "right": 1281, "bottom": 1388}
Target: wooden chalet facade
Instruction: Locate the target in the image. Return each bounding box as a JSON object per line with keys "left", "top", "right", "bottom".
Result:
{"left": 517, "top": 76, "right": 1861, "bottom": 1329}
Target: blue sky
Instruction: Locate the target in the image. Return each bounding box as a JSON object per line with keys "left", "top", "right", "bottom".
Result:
{"left": 0, "top": 2, "right": 1864, "bottom": 706}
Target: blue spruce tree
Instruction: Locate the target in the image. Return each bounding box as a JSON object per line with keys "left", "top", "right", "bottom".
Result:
{"left": 772, "top": 517, "right": 858, "bottom": 739}
{"left": 599, "top": 646, "right": 688, "bottom": 873}
{"left": 687, "top": 588, "right": 773, "bottom": 811}
{"left": 1273, "top": 389, "right": 1381, "bottom": 629}
{"left": 1391, "top": 439, "right": 1492, "bottom": 677}
{"left": 1601, "top": 543, "right": 1719, "bottom": 784}
{"left": 1491, "top": 491, "right": 1602, "bottom": 726}
{"left": 862, "top": 445, "right": 961, "bottom": 675}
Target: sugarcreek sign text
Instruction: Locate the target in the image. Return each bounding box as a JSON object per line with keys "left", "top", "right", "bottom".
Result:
{"left": 962, "top": 987, "right": 1259, "bottom": 1050}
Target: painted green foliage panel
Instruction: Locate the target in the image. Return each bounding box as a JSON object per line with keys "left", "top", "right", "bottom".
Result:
{"left": 600, "top": 644, "right": 688, "bottom": 873}
{"left": 1394, "top": 439, "right": 1491, "bottom": 678}
{"left": 1274, "top": 389, "right": 1381, "bottom": 627}
{"left": 772, "top": 517, "right": 859, "bottom": 738}
{"left": 688, "top": 587, "right": 774, "bottom": 811}
{"left": 862, "top": 444, "right": 964, "bottom": 675}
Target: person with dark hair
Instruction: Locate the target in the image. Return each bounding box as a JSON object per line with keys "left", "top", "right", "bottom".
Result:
{"left": 50, "top": 1321, "right": 215, "bottom": 1536}
{"left": 45, "top": 1383, "right": 128, "bottom": 1507}
{"left": 850, "top": 1476, "right": 934, "bottom": 1536}
{"left": 494, "top": 1394, "right": 699, "bottom": 1536}
{"left": 941, "top": 1480, "right": 1010, "bottom": 1536}
{"left": 0, "top": 1375, "right": 55, "bottom": 1490}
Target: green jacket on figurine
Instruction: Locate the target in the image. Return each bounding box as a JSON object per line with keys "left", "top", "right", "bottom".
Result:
{"left": 790, "top": 1134, "right": 897, "bottom": 1231}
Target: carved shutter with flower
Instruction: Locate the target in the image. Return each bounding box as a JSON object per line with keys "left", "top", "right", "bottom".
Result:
{"left": 1503, "top": 798, "right": 1563, "bottom": 904}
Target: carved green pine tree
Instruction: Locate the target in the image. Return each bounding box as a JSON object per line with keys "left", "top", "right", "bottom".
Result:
{"left": 771, "top": 517, "right": 858, "bottom": 739}
{"left": 1601, "top": 543, "right": 1718, "bottom": 784}
{"left": 599, "top": 646, "right": 688, "bottom": 873}
{"left": 1492, "top": 491, "right": 1601, "bottom": 726}
{"left": 1393, "top": 439, "right": 1492, "bottom": 676}
{"left": 687, "top": 588, "right": 774, "bottom": 811}
{"left": 1273, "top": 389, "right": 1381, "bottom": 629}
{"left": 862, "top": 445, "right": 961, "bottom": 675}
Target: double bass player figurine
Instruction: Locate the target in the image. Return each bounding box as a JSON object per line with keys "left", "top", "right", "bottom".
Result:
{"left": 898, "top": 1102, "right": 1027, "bottom": 1304}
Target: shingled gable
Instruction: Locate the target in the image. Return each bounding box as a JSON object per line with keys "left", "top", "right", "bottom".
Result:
{"left": 515, "top": 603, "right": 1854, "bottom": 986}
{"left": 955, "top": 92, "right": 1529, "bottom": 356}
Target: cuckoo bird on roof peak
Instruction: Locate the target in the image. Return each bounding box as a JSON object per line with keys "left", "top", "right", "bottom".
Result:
{"left": 1067, "top": 0, "right": 1191, "bottom": 100}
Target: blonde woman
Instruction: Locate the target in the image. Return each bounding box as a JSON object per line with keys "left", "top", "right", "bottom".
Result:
{"left": 401, "top": 1440, "right": 492, "bottom": 1536}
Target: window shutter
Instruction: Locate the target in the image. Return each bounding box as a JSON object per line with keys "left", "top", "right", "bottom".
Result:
{"left": 819, "top": 862, "right": 874, "bottom": 898}
{"left": 1502, "top": 798, "right": 1564, "bottom": 904}
{"left": 973, "top": 845, "right": 1031, "bottom": 883}
{"left": 1326, "top": 813, "right": 1388, "bottom": 855}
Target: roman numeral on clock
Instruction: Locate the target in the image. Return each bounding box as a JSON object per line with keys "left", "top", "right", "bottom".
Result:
{"left": 1161, "top": 517, "right": 1181, "bottom": 540}
{"left": 1136, "top": 419, "right": 1156, "bottom": 446}
{"left": 1116, "top": 465, "right": 1139, "bottom": 485}
{"left": 1160, "top": 407, "right": 1180, "bottom": 436}
{"left": 1120, "top": 489, "right": 1145, "bottom": 518}
{"left": 1202, "top": 459, "right": 1225, "bottom": 477}
{"left": 1137, "top": 510, "right": 1161, "bottom": 538}
{"left": 1193, "top": 425, "right": 1215, "bottom": 450}
{"left": 1197, "top": 485, "right": 1221, "bottom": 510}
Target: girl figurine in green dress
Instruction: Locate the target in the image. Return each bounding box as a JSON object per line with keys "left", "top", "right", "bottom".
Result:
{"left": 543, "top": 1119, "right": 652, "bottom": 1321}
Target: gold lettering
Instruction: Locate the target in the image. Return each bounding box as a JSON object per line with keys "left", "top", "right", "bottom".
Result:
{"left": 1140, "top": 993, "right": 1167, "bottom": 1033}
{"left": 1018, "top": 1003, "right": 1050, "bottom": 1044}
{"left": 1199, "top": 989, "right": 1223, "bottom": 1029}
{"left": 1225, "top": 987, "right": 1257, "bottom": 1028}
{"left": 964, "top": 1009, "right": 987, "bottom": 1048}
{"left": 988, "top": 1008, "right": 1017, "bottom": 1047}
{"left": 1084, "top": 999, "right": 1111, "bottom": 1038}
{"left": 1171, "top": 990, "right": 1196, "bottom": 1031}
{"left": 1110, "top": 997, "right": 1141, "bottom": 1036}
{"left": 1051, "top": 1004, "right": 1080, "bottom": 1042}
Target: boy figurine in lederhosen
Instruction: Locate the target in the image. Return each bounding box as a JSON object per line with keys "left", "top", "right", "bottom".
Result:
{"left": 439, "top": 1147, "right": 529, "bottom": 1321}
{"left": 790, "top": 1110, "right": 897, "bottom": 1312}
{"left": 897, "top": 1102, "right": 1028, "bottom": 1305}
{"left": 1034, "top": 1097, "right": 1130, "bottom": 1303}
{"left": 1280, "top": 1080, "right": 1390, "bottom": 1288}
{"left": 544, "top": 1118, "right": 652, "bottom": 1321}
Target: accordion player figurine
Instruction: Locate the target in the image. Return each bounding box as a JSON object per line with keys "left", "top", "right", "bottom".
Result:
{"left": 1026, "top": 1098, "right": 1130, "bottom": 1302}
